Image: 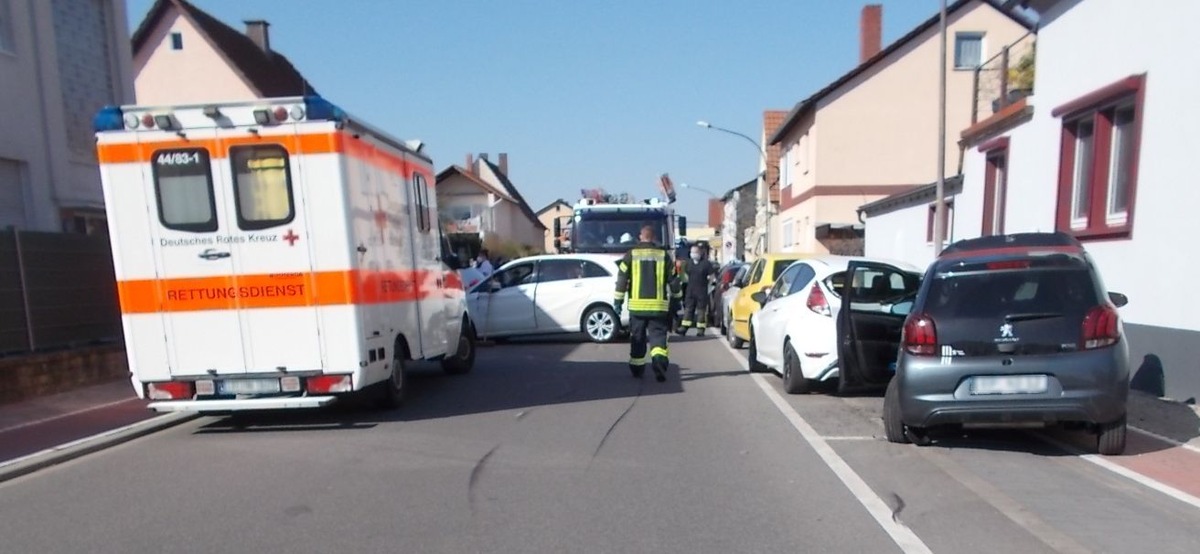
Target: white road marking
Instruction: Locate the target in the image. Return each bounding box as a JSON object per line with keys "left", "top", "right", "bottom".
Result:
{"left": 822, "top": 436, "right": 879, "bottom": 441}
{"left": 1036, "top": 434, "right": 1200, "bottom": 511}
{"left": 722, "top": 342, "right": 933, "bottom": 554}
{"left": 1130, "top": 426, "right": 1200, "bottom": 455}
{"left": 0, "top": 397, "right": 139, "bottom": 435}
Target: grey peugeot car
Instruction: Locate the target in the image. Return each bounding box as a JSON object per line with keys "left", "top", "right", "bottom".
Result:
{"left": 881, "top": 232, "right": 1130, "bottom": 455}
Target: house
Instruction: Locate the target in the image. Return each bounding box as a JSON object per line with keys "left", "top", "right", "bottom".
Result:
{"left": 769, "top": 1, "right": 1031, "bottom": 255}
{"left": 0, "top": 0, "right": 135, "bottom": 233}
{"left": 131, "top": 0, "right": 318, "bottom": 105}
{"left": 436, "top": 153, "right": 545, "bottom": 261}
{"left": 537, "top": 199, "right": 571, "bottom": 254}
{"left": 718, "top": 178, "right": 757, "bottom": 263}
{"left": 951, "top": 0, "right": 1197, "bottom": 401}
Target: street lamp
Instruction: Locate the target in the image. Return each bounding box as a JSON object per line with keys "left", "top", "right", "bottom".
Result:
{"left": 696, "top": 120, "right": 771, "bottom": 255}
{"left": 679, "top": 182, "right": 719, "bottom": 198}
{"left": 933, "top": 0, "right": 949, "bottom": 254}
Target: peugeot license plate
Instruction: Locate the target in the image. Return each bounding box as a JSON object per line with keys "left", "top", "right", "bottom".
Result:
{"left": 218, "top": 378, "right": 281, "bottom": 395}
{"left": 970, "top": 375, "right": 1048, "bottom": 395}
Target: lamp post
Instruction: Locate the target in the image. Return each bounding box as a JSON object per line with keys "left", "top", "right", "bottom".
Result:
{"left": 679, "top": 181, "right": 719, "bottom": 198}
{"left": 697, "top": 120, "right": 771, "bottom": 255}
{"left": 933, "top": 0, "right": 949, "bottom": 254}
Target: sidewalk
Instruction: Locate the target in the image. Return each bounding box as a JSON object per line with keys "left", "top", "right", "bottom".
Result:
{"left": 0, "top": 378, "right": 152, "bottom": 464}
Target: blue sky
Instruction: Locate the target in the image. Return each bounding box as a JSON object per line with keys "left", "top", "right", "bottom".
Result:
{"left": 126, "top": 0, "right": 943, "bottom": 223}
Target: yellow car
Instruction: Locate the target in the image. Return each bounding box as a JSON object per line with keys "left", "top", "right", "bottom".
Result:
{"left": 727, "top": 253, "right": 808, "bottom": 348}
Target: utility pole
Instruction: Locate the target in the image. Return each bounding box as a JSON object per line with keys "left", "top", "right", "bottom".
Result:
{"left": 933, "top": 0, "right": 948, "bottom": 255}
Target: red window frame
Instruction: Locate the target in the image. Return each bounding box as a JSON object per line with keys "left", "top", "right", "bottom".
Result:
{"left": 926, "top": 200, "right": 954, "bottom": 243}
{"left": 1053, "top": 74, "right": 1146, "bottom": 241}
{"left": 979, "top": 137, "right": 1009, "bottom": 237}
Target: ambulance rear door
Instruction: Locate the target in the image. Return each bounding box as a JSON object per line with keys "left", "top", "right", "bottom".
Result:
{"left": 216, "top": 132, "right": 324, "bottom": 375}
{"left": 142, "top": 136, "right": 245, "bottom": 377}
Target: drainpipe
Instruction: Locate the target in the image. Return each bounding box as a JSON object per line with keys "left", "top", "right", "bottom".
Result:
{"left": 29, "top": 0, "right": 64, "bottom": 228}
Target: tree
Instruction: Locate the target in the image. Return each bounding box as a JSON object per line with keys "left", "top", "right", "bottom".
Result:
{"left": 1007, "top": 47, "right": 1035, "bottom": 91}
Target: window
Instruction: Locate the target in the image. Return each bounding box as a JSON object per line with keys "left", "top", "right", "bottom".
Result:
{"left": 926, "top": 200, "right": 954, "bottom": 243}
{"left": 780, "top": 150, "right": 790, "bottom": 190}
{"left": 535, "top": 259, "right": 584, "bottom": 283}
{"left": 782, "top": 219, "right": 794, "bottom": 248}
{"left": 170, "top": 32, "right": 183, "bottom": 50}
{"left": 1053, "top": 74, "right": 1145, "bottom": 240}
{"left": 151, "top": 148, "right": 217, "bottom": 232}
{"left": 748, "top": 259, "right": 765, "bottom": 285}
{"left": 980, "top": 138, "right": 1009, "bottom": 236}
{"left": 230, "top": 145, "right": 294, "bottom": 230}
{"left": 847, "top": 266, "right": 920, "bottom": 307}
{"left": 582, "top": 261, "right": 611, "bottom": 278}
{"left": 768, "top": 263, "right": 800, "bottom": 300}
{"left": 0, "top": 157, "right": 26, "bottom": 228}
{"left": 954, "top": 32, "right": 984, "bottom": 69}
{"left": 413, "top": 173, "right": 431, "bottom": 232}
{"left": 788, "top": 263, "right": 816, "bottom": 296}
{"left": 490, "top": 263, "right": 535, "bottom": 289}
{"left": 0, "top": 0, "right": 14, "bottom": 54}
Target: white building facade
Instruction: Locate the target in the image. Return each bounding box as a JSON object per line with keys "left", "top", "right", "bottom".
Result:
{"left": 864, "top": 0, "right": 1200, "bottom": 401}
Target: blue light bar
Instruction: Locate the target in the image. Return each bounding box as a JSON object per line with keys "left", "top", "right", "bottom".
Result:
{"left": 93, "top": 105, "right": 124, "bottom": 132}
{"left": 303, "top": 95, "right": 346, "bottom": 122}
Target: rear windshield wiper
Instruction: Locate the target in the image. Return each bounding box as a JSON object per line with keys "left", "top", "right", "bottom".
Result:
{"left": 1004, "top": 312, "right": 1063, "bottom": 323}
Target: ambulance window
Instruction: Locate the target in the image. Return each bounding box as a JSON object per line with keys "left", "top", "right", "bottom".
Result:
{"left": 151, "top": 148, "right": 217, "bottom": 233}
{"left": 230, "top": 145, "right": 295, "bottom": 230}
{"left": 413, "top": 173, "right": 431, "bottom": 233}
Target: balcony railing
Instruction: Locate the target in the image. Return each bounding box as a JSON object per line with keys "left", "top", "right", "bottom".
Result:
{"left": 971, "top": 31, "right": 1036, "bottom": 124}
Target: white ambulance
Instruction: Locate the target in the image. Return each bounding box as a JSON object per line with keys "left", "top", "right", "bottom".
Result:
{"left": 93, "top": 95, "right": 476, "bottom": 412}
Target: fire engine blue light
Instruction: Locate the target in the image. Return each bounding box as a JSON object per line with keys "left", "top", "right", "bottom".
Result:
{"left": 303, "top": 95, "right": 346, "bottom": 122}
{"left": 93, "top": 105, "right": 125, "bottom": 132}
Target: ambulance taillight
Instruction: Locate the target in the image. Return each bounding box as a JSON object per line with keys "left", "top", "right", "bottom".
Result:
{"left": 307, "top": 375, "right": 352, "bottom": 394}
{"left": 146, "top": 382, "right": 194, "bottom": 400}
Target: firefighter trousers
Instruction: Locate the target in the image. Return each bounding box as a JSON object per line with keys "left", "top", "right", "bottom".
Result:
{"left": 628, "top": 314, "right": 670, "bottom": 382}
{"left": 681, "top": 291, "right": 710, "bottom": 329}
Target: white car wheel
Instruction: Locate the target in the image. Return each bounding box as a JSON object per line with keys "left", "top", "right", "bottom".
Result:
{"left": 583, "top": 305, "right": 618, "bottom": 343}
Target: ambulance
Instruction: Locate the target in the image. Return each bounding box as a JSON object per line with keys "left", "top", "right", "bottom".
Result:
{"left": 92, "top": 95, "right": 476, "bottom": 412}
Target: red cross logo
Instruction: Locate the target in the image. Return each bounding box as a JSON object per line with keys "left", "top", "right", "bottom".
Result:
{"left": 283, "top": 229, "right": 299, "bottom": 246}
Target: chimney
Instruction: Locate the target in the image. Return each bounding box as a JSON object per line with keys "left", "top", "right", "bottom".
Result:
{"left": 465, "top": 153, "right": 474, "bottom": 173}
{"left": 860, "top": 5, "right": 882, "bottom": 63}
{"left": 498, "top": 153, "right": 508, "bottom": 175}
{"left": 244, "top": 20, "right": 270, "bottom": 53}
{"left": 479, "top": 153, "right": 489, "bottom": 162}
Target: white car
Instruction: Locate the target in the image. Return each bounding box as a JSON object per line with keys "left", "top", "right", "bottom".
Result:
{"left": 467, "top": 254, "right": 630, "bottom": 343}
{"left": 747, "top": 255, "right": 923, "bottom": 394}
{"left": 458, "top": 267, "right": 486, "bottom": 291}
{"left": 720, "top": 264, "right": 750, "bottom": 334}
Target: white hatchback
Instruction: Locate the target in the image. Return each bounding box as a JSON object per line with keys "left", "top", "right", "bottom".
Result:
{"left": 467, "top": 254, "right": 630, "bottom": 343}
{"left": 747, "top": 255, "right": 923, "bottom": 394}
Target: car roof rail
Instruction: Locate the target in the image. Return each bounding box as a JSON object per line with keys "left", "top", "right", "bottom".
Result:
{"left": 939, "top": 232, "right": 1083, "bottom": 258}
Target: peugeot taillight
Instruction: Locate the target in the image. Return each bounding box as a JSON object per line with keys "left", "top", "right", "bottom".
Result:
{"left": 1082, "top": 305, "right": 1120, "bottom": 349}
{"left": 903, "top": 313, "right": 938, "bottom": 356}
{"left": 807, "top": 283, "right": 831, "bottom": 317}
{"left": 147, "top": 381, "right": 194, "bottom": 400}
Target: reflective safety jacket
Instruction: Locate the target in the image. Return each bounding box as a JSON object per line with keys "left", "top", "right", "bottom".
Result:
{"left": 614, "top": 242, "right": 681, "bottom": 315}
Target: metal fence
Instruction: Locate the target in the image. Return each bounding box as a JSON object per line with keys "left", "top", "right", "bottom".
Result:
{"left": 0, "top": 230, "right": 122, "bottom": 355}
{"left": 971, "top": 31, "right": 1036, "bottom": 125}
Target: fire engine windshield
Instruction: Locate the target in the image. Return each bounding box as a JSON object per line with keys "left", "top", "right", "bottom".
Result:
{"left": 572, "top": 211, "right": 669, "bottom": 253}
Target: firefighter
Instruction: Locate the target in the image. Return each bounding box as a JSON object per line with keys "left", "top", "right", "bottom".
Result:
{"left": 678, "top": 243, "right": 716, "bottom": 336}
{"left": 613, "top": 225, "right": 681, "bottom": 382}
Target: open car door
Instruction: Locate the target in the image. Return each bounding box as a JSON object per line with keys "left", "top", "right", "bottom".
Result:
{"left": 836, "top": 261, "right": 921, "bottom": 394}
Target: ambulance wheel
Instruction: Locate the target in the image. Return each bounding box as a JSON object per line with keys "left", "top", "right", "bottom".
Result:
{"left": 442, "top": 320, "right": 476, "bottom": 375}
{"left": 376, "top": 350, "right": 406, "bottom": 410}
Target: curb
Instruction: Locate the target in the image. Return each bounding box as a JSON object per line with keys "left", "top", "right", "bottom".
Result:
{"left": 0, "top": 411, "right": 199, "bottom": 485}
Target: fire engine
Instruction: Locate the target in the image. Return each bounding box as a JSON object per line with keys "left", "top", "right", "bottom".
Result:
{"left": 92, "top": 95, "right": 476, "bottom": 412}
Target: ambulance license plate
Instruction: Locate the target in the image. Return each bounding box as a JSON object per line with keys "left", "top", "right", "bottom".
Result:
{"left": 218, "top": 378, "right": 281, "bottom": 395}
{"left": 969, "top": 375, "right": 1048, "bottom": 395}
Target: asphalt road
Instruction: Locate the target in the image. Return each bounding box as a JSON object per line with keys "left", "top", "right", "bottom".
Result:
{"left": 1, "top": 334, "right": 1199, "bottom": 553}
